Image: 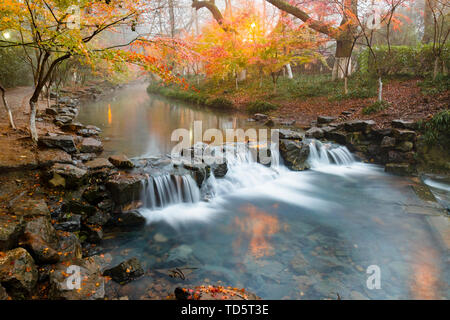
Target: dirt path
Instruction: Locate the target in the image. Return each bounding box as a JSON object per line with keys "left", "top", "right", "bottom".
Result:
{"left": 0, "top": 87, "right": 61, "bottom": 171}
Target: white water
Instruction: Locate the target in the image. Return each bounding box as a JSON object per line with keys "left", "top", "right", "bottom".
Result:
{"left": 139, "top": 140, "right": 377, "bottom": 226}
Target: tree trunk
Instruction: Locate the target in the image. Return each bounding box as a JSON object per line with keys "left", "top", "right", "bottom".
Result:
{"left": 285, "top": 64, "right": 293, "bottom": 79}
{"left": 0, "top": 85, "right": 16, "bottom": 130}
{"left": 332, "top": 39, "right": 353, "bottom": 80}
{"left": 422, "top": 0, "right": 436, "bottom": 44}
{"left": 344, "top": 76, "right": 348, "bottom": 95}
{"left": 29, "top": 100, "right": 38, "bottom": 142}
{"left": 433, "top": 56, "right": 440, "bottom": 80}
{"left": 378, "top": 77, "right": 383, "bottom": 102}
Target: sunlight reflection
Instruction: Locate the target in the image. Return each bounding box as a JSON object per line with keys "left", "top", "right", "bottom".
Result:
{"left": 107, "top": 103, "right": 112, "bottom": 124}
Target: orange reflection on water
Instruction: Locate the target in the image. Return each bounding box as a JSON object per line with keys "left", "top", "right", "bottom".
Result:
{"left": 409, "top": 246, "right": 441, "bottom": 299}
{"left": 107, "top": 104, "right": 112, "bottom": 124}
{"left": 233, "top": 204, "right": 280, "bottom": 259}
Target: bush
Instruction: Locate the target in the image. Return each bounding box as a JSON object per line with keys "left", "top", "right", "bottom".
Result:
{"left": 206, "top": 97, "right": 234, "bottom": 110}
{"left": 418, "top": 74, "right": 450, "bottom": 95}
{"left": 358, "top": 44, "right": 450, "bottom": 77}
{"left": 0, "top": 47, "right": 34, "bottom": 87}
{"left": 147, "top": 83, "right": 210, "bottom": 105}
{"left": 362, "top": 100, "right": 390, "bottom": 115}
{"left": 420, "top": 109, "right": 450, "bottom": 147}
{"left": 246, "top": 101, "right": 278, "bottom": 114}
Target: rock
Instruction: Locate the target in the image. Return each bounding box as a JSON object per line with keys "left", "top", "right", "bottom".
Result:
{"left": 0, "top": 248, "right": 38, "bottom": 299}
{"left": 108, "top": 155, "right": 134, "bottom": 169}
{"left": 388, "top": 150, "right": 415, "bottom": 163}
{"left": 39, "top": 135, "right": 77, "bottom": 154}
{"left": 393, "top": 129, "right": 417, "bottom": 142}
{"left": 56, "top": 231, "right": 82, "bottom": 261}
{"left": 0, "top": 284, "right": 9, "bottom": 300}
{"left": 391, "top": 119, "right": 417, "bottom": 130}
{"left": 385, "top": 163, "right": 414, "bottom": 176}
{"left": 80, "top": 138, "right": 103, "bottom": 153}
{"left": 72, "top": 153, "right": 97, "bottom": 162}
{"left": 110, "top": 210, "right": 146, "bottom": 229}
{"left": 97, "top": 199, "right": 113, "bottom": 212}
{"left": 54, "top": 115, "right": 73, "bottom": 125}
{"left": 37, "top": 149, "right": 72, "bottom": 167}
{"left": 103, "top": 257, "right": 144, "bottom": 284}
{"left": 45, "top": 107, "right": 58, "bottom": 115}
{"left": 212, "top": 161, "right": 228, "bottom": 178}
{"left": 62, "top": 200, "right": 97, "bottom": 216}
{"left": 82, "top": 185, "right": 109, "bottom": 205}
{"left": 381, "top": 136, "right": 396, "bottom": 149}
{"left": 82, "top": 224, "right": 103, "bottom": 243}
{"left": 86, "top": 125, "right": 102, "bottom": 133}
{"left": 253, "top": 113, "right": 269, "bottom": 121}
{"left": 279, "top": 139, "right": 310, "bottom": 171}
{"left": 343, "top": 120, "right": 375, "bottom": 133}
{"left": 305, "top": 127, "right": 324, "bottom": 139}
{"left": 20, "top": 216, "right": 60, "bottom": 264}
{"left": 0, "top": 214, "right": 23, "bottom": 251}
{"left": 153, "top": 233, "right": 168, "bottom": 243}
{"left": 85, "top": 158, "right": 113, "bottom": 170}
{"left": 48, "top": 259, "right": 105, "bottom": 300}
{"left": 317, "top": 116, "right": 336, "bottom": 124}
{"left": 324, "top": 131, "right": 347, "bottom": 145}
{"left": 396, "top": 141, "right": 414, "bottom": 152}
{"left": 10, "top": 199, "right": 50, "bottom": 218}
{"left": 86, "top": 211, "right": 111, "bottom": 226}
{"left": 48, "top": 163, "right": 87, "bottom": 188}
{"left": 61, "top": 122, "right": 85, "bottom": 132}
{"left": 54, "top": 214, "right": 82, "bottom": 232}
{"left": 106, "top": 173, "right": 146, "bottom": 206}
{"left": 279, "top": 129, "right": 303, "bottom": 140}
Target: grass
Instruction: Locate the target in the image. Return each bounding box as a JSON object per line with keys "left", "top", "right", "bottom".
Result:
{"left": 419, "top": 109, "right": 450, "bottom": 147}
{"left": 246, "top": 101, "right": 278, "bottom": 114}
{"left": 362, "top": 100, "right": 390, "bottom": 115}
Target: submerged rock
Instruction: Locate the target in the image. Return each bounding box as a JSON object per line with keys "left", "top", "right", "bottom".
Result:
{"left": 279, "top": 139, "right": 310, "bottom": 171}
{"left": 0, "top": 248, "right": 38, "bottom": 299}
{"left": 103, "top": 257, "right": 144, "bottom": 284}
{"left": 110, "top": 210, "right": 146, "bottom": 229}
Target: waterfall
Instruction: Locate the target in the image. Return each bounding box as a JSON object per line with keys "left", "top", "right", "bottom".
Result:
{"left": 308, "top": 140, "right": 355, "bottom": 168}
{"left": 141, "top": 174, "right": 200, "bottom": 210}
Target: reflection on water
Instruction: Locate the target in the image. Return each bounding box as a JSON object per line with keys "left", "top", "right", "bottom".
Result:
{"left": 78, "top": 84, "right": 449, "bottom": 300}
{"left": 77, "top": 84, "right": 259, "bottom": 157}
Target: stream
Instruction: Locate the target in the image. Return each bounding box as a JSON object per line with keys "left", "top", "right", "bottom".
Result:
{"left": 77, "top": 83, "right": 449, "bottom": 300}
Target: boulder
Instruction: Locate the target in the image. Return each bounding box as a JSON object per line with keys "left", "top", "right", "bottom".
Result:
{"left": 86, "top": 211, "right": 111, "bottom": 226}
{"left": 38, "top": 135, "right": 77, "bottom": 154}
{"left": 0, "top": 248, "right": 38, "bottom": 299}
{"left": 343, "top": 120, "right": 375, "bottom": 133}
{"left": 212, "top": 161, "right": 228, "bottom": 178}
{"left": 20, "top": 216, "right": 60, "bottom": 264}
{"left": 82, "top": 185, "right": 109, "bottom": 205}
{"left": 82, "top": 224, "right": 103, "bottom": 244}
{"left": 56, "top": 231, "right": 82, "bottom": 261}
{"left": 54, "top": 116, "right": 74, "bottom": 125}
{"left": 62, "top": 200, "right": 97, "bottom": 217}
{"left": 37, "top": 149, "right": 72, "bottom": 168}
{"left": 253, "top": 113, "right": 269, "bottom": 121}
{"left": 393, "top": 129, "right": 417, "bottom": 142}
{"left": 103, "top": 257, "right": 144, "bottom": 284}
{"left": 396, "top": 141, "right": 414, "bottom": 152}
{"left": 54, "top": 214, "right": 81, "bottom": 232}
{"left": 391, "top": 119, "right": 417, "bottom": 130}
{"left": 110, "top": 210, "right": 146, "bottom": 229}
{"left": 80, "top": 138, "right": 103, "bottom": 153}
{"left": 85, "top": 158, "right": 114, "bottom": 170}
{"left": 381, "top": 136, "right": 396, "bottom": 149}
{"left": 108, "top": 155, "right": 134, "bottom": 169}
{"left": 305, "top": 127, "right": 324, "bottom": 139}
{"left": 0, "top": 214, "right": 23, "bottom": 251}
{"left": 317, "top": 116, "right": 336, "bottom": 124}
{"left": 45, "top": 107, "right": 58, "bottom": 115}
{"left": 278, "top": 129, "right": 303, "bottom": 140}
{"left": 106, "top": 173, "right": 146, "bottom": 206}
{"left": 10, "top": 199, "right": 50, "bottom": 218}
{"left": 48, "top": 163, "right": 87, "bottom": 188}
{"left": 324, "top": 131, "right": 347, "bottom": 145}
{"left": 279, "top": 139, "right": 310, "bottom": 171}
{"left": 48, "top": 259, "right": 105, "bottom": 300}
{"left": 72, "top": 153, "right": 97, "bottom": 162}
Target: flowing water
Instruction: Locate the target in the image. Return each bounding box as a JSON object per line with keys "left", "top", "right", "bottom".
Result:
{"left": 77, "top": 84, "right": 450, "bottom": 300}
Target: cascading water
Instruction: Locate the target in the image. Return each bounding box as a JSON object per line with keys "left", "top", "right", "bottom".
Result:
{"left": 307, "top": 140, "right": 355, "bottom": 167}
{"left": 141, "top": 174, "right": 200, "bottom": 210}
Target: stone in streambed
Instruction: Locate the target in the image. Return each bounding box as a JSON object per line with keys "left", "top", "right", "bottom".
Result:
{"left": 106, "top": 173, "right": 146, "bottom": 206}
{"left": 48, "top": 163, "right": 87, "bottom": 188}
{"left": 10, "top": 199, "right": 51, "bottom": 219}
{"left": 279, "top": 129, "right": 303, "bottom": 140}
{"left": 85, "top": 158, "right": 113, "bottom": 170}
{"left": 108, "top": 155, "right": 134, "bottom": 169}
{"left": 37, "top": 149, "right": 72, "bottom": 168}
{"left": 0, "top": 248, "right": 38, "bottom": 299}
{"left": 103, "top": 257, "right": 144, "bottom": 284}
{"left": 305, "top": 127, "right": 324, "bottom": 139}
{"left": 0, "top": 214, "right": 23, "bottom": 251}
{"left": 279, "top": 139, "right": 310, "bottom": 171}
{"left": 38, "top": 135, "right": 77, "bottom": 154}
{"left": 110, "top": 210, "right": 146, "bottom": 229}
{"left": 80, "top": 138, "right": 103, "bottom": 153}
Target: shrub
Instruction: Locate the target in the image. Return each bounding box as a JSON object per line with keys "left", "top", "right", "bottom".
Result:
{"left": 0, "top": 47, "right": 34, "bottom": 87}
{"left": 418, "top": 74, "right": 450, "bottom": 95}
{"left": 206, "top": 97, "right": 234, "bottom": 109}
{"left": 362, "top": 100, "right": 390, "bottom": 115}
{"left": 246, "top": 101, "right": 278, "bottom": 114}
{"left": 420, "top": 109, "right": 450, "bottom": 147}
